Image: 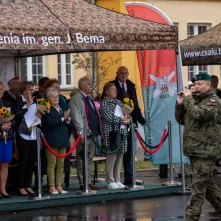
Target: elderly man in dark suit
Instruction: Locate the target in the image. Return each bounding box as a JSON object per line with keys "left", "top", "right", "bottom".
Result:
{"left": 109, "top": 66, "right": 146, "bottom": 187}
{"left": 69, "top": 76, "right": 100, "bottom": 191}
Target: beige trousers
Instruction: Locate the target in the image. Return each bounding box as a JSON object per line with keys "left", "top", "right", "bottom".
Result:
{"left": 106, "top": 154, "right": 123, "bottom": 184}
{"left": 45, "top": 147, "right": 66, "bottom": 187}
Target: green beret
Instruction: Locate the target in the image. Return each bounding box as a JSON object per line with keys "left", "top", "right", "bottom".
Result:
{"left": 191, "top": 72, "right": 211, "bottom": 83}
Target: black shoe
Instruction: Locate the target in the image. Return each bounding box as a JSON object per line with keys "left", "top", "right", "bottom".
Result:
{"left": 124, "top": 180, "right": 133, "bottom": 187}
{"left": 126, "top": 184, "right": 133, "bottom": 188}
{"left": 25, "top": 189, "right": 35, "bottom": 196}
{"left": 18, "top": 190, "right": 29, "bottom": 196}
{"left": 1, "top": 194, "right": 11, "bottom": 198}
{"left": 80, "top": 185, "right": 85, "bottom": 191}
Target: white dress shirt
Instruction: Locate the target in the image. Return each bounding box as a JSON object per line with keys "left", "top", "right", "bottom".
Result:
{"left": 118, "top": 80, "right": 127, "bottom": 92}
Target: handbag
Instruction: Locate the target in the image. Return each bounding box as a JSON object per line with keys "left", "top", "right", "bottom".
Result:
{"left": 109, "top": 122, "right": 123, "bottom": 151}
{"left": 18, "top": 118, "right": 32, "bottom": 136}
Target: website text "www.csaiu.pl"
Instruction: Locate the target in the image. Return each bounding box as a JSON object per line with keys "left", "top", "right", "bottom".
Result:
{"left": 183, "top": 48, "right": 221, "bottom": 58}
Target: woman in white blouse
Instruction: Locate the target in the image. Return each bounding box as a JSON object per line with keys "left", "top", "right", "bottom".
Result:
{"left": 14, "top": 81, "right": 37, "bottom": 196}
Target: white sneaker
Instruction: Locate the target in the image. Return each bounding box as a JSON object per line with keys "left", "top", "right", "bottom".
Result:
{"left": 49, "top": 190, "right": 59, "bottom": 195}
{"left": 108, "top": 183, "right": 119, "bottom": 189}
{"left": 57, "top": 189, "right": 68, "bottom": 194}
{"left": 116, "top": 182, "right": 125, "bottom": 188}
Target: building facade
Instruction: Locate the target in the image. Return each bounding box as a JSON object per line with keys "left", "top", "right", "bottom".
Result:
{"left": 1, "top": 0, "right": 220, "bottom": 102}
{"left": 19, "top": 55, "right": 86, "bottom": 98}
{"left": 95, "top": 0, "right": 221, "bottom": 110}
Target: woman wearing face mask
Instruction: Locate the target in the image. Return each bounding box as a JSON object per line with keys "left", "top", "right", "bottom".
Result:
{"left": 14, "top": 81, "right": 38, "bottom": 196}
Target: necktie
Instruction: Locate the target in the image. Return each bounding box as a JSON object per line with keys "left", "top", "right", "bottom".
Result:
{"left": 85, "top": 96, "right": 94, "bottom": 110}
{"left": 121, "top": 83, "right": 125, "bottom": 92}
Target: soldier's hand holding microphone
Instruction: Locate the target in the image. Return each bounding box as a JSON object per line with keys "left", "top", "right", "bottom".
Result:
{"left": 177, "top": 88, "right": 192, "bottom": 104}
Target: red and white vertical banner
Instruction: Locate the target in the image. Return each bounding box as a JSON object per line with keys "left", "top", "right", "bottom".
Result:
{"left": 125, "top": 2, "right": 184, "bottom": 164}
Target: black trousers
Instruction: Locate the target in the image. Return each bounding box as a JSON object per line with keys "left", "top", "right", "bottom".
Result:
{"left": 33, "top": 147, "right": 47, "bottom": 188}
{"left": 123, "top": 130, "right": 133, "bottom": 185}
{"left": 16, "top": 133, "right": 37, "bottom": 188}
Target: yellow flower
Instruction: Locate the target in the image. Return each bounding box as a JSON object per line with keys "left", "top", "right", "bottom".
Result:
{"left": 37, "top": 98, "right": 47, "bottom": 105}
{"left": 130, "top": 100, "right": 134, "bottom": 108}
{"left": 37, "top": 98, "right": 44, "bottom": 102}
{"left": 1, "top": 107, "right": 8, "bottom": 114}
{"left": 46, "top": 102, "right": 51, "bottom": 109}
{"left": 123, "top": 98, "right": 130, "bottom": 103}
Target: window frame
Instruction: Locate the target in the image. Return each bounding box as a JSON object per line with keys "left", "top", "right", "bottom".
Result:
{"left": 57, "top": 54, "right": 74, "bottom": 89}
{"left": 21, "top": 56, "right": 46, "bottom": 83}
{"left": 187, "top": 24, "right": 210, "bottom": 80}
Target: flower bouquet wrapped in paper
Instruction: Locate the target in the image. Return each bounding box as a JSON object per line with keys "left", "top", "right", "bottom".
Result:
{"left": 28, "top": 99, "right": 51, "bottom": 130}
{"left": 36, "top": 98, "right": 51, "bottom": 115}
{"left": 0, "top": 107, "right": 14, "bottom": 143}
{"left": 122, "top": 98, "right": 134, "bottom": 115}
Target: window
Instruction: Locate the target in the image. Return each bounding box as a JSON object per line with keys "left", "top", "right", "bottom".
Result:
{"left": 57, "top": 54, "right": 73, "bottom": 88}
{"left": 20, "top": 56, "right": 45, "bottom": 83}
{"left": 187, "top": 24, "right": 210, "bottom": 80}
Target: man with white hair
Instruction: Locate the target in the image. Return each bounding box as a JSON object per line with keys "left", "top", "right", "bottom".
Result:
{"left": 69, "top": 76, "right": 100, "bottom": 191}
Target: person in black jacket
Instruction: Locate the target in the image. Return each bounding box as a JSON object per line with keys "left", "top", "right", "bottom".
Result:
{"left": 32, "top": 77, "right": 49, "bottom": 189}
{"left": 14, "top": 81, "right": 37, "bottom": 196}
{"left": 32, "top": 77, "right": 49, "bottom": 102}
{"left": 2, "top": 77, "right": 21, "bottom": 105}
{"left": 0, "top": 82, "right": 16, "bottom": 198}
{"left": 108, "top": 66, "right": 146, "bottom": 186}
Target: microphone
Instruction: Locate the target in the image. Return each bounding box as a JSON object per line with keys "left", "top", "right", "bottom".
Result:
{"left": 177, "top": 91, "right": 184, "bottom": 95}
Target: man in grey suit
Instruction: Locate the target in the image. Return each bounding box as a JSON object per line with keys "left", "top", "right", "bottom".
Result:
{"left": 69, "top": 76, "right": 100, "bottom": 191}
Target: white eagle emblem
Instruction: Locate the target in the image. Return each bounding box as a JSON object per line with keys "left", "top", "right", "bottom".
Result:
{"left": 149, "top": 71, "right": 177, "bottom": 98}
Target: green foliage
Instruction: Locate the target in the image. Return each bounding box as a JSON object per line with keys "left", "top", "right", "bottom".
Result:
{"left": 72, "top": 52, "right": 122, "bottom": 88}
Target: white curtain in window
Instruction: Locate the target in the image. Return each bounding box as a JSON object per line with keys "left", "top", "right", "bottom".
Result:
{"left": 0, "top": 59, "right": 15, "bottom": 89}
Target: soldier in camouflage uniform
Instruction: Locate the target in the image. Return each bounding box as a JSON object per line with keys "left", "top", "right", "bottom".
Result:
{"left": 175, "top": 72, "right": 221, "bottom": 221}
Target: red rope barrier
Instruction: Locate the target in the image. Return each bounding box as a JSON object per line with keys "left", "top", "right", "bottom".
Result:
{"left": 41, "top": 133, "right": 81, "bottom": 158}
{"left": 136, "top": 128, "right": 167, "bottom": 154}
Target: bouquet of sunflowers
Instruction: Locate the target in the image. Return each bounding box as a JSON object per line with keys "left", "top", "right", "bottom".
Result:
{"left": 28, "top": 98, "right": 51, "bottom": 130}
{"left": 122, "top": 98, "right": 134, "bottom": 115}
{"left": 0, "top": 107, "right": 15, "bottom": 143}
{"left": 36, "top": 98, "right": 51, "bottom": 114}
